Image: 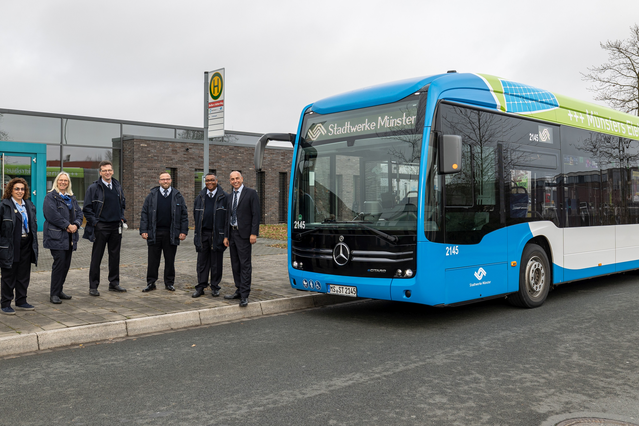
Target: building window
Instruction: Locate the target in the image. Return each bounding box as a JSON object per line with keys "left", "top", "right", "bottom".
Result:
{"left": 166, "top": 167, "right": 178, "bottom": 189}
{"left": 279, "top": 172, "right": 288, "bottom": 223}
{"left": 195, "top": 169, "right": 215, "bottom": 196}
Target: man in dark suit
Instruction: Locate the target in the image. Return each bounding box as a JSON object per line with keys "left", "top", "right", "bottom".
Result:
{"left": 223, "top": 171, "right": 260, "bottom": 307}
{"left": 139, "top": 172, "right": 188, "bottom": 292}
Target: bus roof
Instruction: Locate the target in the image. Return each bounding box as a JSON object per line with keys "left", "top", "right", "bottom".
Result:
{"left": 309, "top": 72, "right": 639, "bottom": 140}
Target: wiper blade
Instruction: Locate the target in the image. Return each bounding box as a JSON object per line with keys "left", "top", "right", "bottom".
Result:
{"left": 324, "top": 221, "right": 398, "bottom": 243}
{"left": 293, "top": 222, "right": 399, "bottom": 244}
{"left": 293, "top": 228, "right": 318, "bottom": 240}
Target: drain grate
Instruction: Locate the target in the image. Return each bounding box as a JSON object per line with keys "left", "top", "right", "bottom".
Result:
{"left": 556, "top": 418, "right": 639, "bottom": 426}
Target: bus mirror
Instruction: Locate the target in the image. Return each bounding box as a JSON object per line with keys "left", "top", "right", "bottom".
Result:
{"left": 439, "top": 134, "right": 462, "bottom": 174}
{"left": 254, "top": 133, "right": 296, "bottom": 171}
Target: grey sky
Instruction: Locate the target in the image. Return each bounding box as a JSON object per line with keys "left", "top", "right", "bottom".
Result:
{"left": 1, "top": 0, "right": 638, "bottom": 134}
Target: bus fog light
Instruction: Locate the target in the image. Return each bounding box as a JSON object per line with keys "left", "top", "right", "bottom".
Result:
{"left": 405, "top": 290, "right": 412, "bottom": 298}
{"left": 404, "top": 269, "right": 414, "bottom": 278}
{"left": 395, "top": 269, "right": 403, "bottom": 277}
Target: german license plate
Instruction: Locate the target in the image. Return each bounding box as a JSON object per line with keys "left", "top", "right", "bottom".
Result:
{"left": 328, "top": 285, "right": 357, "bottom": 297}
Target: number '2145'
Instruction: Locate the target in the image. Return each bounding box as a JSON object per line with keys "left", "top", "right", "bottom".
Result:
{"left": 446, "top": 246, "right": 459, "bottom": 256}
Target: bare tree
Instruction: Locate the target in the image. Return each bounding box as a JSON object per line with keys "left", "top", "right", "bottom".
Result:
{"left": 582, "top": 24, "right": 639, "bottom": 116}
{"left": 0, "top": 113, "right": 9, "bottom": 140}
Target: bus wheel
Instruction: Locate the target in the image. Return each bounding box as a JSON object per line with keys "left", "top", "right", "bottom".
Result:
{"left": 508, "top": 243, "right": 550, "bottom": 308}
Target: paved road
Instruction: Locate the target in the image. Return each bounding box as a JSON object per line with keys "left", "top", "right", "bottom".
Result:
{"left": 2, "top": 272, "right": 639, "bottom": 425}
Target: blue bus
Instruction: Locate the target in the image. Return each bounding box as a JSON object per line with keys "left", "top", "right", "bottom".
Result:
{"left": 255, "top": 71, "right": 639, "bottom": 308}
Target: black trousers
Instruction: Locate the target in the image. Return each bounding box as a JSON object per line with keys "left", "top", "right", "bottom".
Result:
{"left": 50, "top": 246, "right": 73, "bottom": 297}
{"left": 196, "top": 230, "right": 223, "bottom": 291}
{"left": 89, "top": 221, "right": 121, "bottom": 289}
{"left": 1, "top": 235, "right": 32, "bottom": 308}
{"left": 147, "top": 229, "right": 177, "bottom": 286}
{"left": 228, "top": 229, "right": 252, "bottom": 299}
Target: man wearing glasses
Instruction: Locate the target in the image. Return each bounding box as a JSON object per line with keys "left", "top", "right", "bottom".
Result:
{"left": 139, "top": 172, "right": 188, "bottom": 292}
{"left": 83, "top": 161, "right": 127, "bottom": 296}
{"left": 192, "top": 173, "right": 228, "bottom": 298}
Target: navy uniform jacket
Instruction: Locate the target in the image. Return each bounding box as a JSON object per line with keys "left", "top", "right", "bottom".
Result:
{"left": 193, "top": 186, "right": 228, "bottom": 252}
{"left": 139, "top": 186, "right": 188, "bottom": 246}
{"left": 0, "top": 198, "right": 38, "bottom": 268}
{"left": 42, "top": 191, "right": 83, "bottom": 251}
{"left": 82, "top": 178, "right": 126, "bottom": 242}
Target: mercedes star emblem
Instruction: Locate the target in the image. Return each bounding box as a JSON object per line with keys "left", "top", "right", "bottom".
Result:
{"left": 333, "top": 242, "right": 350, "bottom": 266}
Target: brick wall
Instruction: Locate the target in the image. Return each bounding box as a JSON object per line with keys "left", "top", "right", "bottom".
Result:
{"left": 121, "top": 138, "right": 293, "bottom": 229}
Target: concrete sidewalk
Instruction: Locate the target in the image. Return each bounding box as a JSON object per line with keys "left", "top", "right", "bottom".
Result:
{"left": 0, "top": 230, "right": 350, "bottom": 357}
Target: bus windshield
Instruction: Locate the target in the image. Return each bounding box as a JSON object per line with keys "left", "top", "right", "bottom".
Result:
{"left": 292, "top": 96, "right": 424, "bottom": 233}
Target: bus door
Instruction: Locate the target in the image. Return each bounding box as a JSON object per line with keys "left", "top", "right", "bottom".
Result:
{"left": 441, "top": 141, "right": 509, "bottom": 304}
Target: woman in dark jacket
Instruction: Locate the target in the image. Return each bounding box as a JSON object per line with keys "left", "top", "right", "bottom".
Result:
{"left": 43, "top": 172, "right": 83, "bottom": 304}
{"left": 1, "top": 177, "right": 39, "bottom": 315}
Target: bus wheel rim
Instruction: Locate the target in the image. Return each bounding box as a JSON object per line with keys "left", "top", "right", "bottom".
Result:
{"left": 526, "top": 256, "right": 545, "bottom": 296}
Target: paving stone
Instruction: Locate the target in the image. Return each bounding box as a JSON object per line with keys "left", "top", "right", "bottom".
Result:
{"left": 0, "top": 232, "right": 350, "bottom": 355}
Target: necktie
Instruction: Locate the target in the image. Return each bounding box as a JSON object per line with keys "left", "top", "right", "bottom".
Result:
{"left": 208, "top": 192, "right": 213, "bottom": 198}
{"left": 232, "top": 191, "right": 238, "bottom": 225}
{"left": 16, "top": 203, "right": 28, "bottom": 233}
{"left": 163, "top": 189, "right": 168, "bottom": 198}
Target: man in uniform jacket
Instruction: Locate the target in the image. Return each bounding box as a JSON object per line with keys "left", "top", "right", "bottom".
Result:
{"left": 83, "top": 160, "right": 127, "bottom": 296}
{"left": 223, "top": 171, "right": 260, "bottom": 307}
{"left": 192, "top": 173, "right": 228, "bottom": 298}
{"left": 139, "top": 172, "right": 188, "bottom": 292}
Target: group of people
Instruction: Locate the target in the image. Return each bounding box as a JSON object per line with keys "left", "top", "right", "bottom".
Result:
{"left": 0, "top": 160, "right": 260, "bottom": 315}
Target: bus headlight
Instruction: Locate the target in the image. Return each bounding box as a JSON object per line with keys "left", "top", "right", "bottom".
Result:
{"left": 293, "top": 261, "right": 299, "bottom": 268}
{"left": 404, "top": 269, "right": 414, "bottom": 278}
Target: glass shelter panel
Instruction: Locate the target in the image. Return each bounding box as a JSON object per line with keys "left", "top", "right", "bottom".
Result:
{"left": 61, "top": 146, "right": 120, "bottom": 208}
{"left": 0, "top": 113, "right": 61, "bottom": 143}
{"left": 63, "top": 119, "right": 120, "bottom": 147}
{"left": 122, "top": 124, "right": 174, "bottom": 139}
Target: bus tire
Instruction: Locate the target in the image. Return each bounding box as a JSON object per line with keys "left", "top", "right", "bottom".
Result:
{"left": 508, "top": 243, "right": 550, "bottom": 308}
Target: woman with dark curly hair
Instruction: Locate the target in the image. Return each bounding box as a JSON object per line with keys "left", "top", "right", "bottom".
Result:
{"left": 1, "top": 177, "right": 39, "bottom": 315}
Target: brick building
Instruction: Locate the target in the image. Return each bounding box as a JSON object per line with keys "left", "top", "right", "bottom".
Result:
{"left": 122, "top": 135, "right": 293, "bottom": 229}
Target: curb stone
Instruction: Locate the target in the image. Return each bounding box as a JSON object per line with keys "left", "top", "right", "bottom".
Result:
{"left": 0, "top": 294, "right": 358, "bottom": 357}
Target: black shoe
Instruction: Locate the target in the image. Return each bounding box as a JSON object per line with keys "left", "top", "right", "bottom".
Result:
{"left": 239, "top": 298, "right": 248, "bottom": 307}
{"left": 211, "top": 289, "right": 220, "bottom": 297}
{"left": 89, "top": 289, "right": 100, "bottom": 296}
{"left": 50, "top": 296, "right": 62, "bottom": 304}
{"left": 165, "top": 285, "right": 175, "bottom": 291}
{"left": 109, "top": 285, "right": 127, "bottom": 292}
{"left": 59, "top": 292, "right": 72, "bottom": 300}
{"left": 142, "top": 284, "right": 157, "bottom": 293}
{"left": 192, "top": 288, "right": 205, "bottom": 298}
{"left": 224, "top": 292, "right": 241, "bottom": 300}
{"left": 16, "top": 303, "right": 35, "bottom": 311}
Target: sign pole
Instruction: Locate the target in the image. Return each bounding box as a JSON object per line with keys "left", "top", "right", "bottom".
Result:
{"left": 203, "top": 71, "right": 209, "bottom": 187}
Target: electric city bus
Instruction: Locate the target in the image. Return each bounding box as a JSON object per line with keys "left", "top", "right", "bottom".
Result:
{"left": 254, "top": 71, "right": 639, "bottom": 308}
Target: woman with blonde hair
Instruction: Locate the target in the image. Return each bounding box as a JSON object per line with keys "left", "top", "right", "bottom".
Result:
{"left": 42, "top": 172, "right": 83, "bottom": 304}
{"left": 0, "top": 177, "right": 39, "bottom": 315}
